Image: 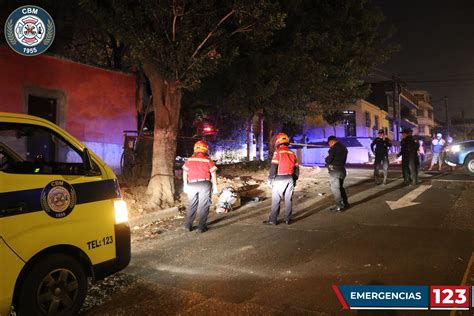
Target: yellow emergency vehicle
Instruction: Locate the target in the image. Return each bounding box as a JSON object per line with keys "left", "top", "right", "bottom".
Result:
{"left": 0, "top": 112, "right": 131, "bottom": 315}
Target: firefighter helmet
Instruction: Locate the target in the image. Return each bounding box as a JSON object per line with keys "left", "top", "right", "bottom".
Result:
{"left": 194, "top": 140, "right": 209, "bottom": 153}
{"left": 275, "top": 133, "right": 290, "bottom": 147}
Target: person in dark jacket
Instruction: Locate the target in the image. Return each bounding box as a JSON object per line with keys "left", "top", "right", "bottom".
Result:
{"left": 371, "top": 129, "right": 392, "bottom": 185}
{"left": 325, "top": 136, "right": 349, "bottom": 212}
{"left": 398, "top": 128, "right": 419, "bottom": 185}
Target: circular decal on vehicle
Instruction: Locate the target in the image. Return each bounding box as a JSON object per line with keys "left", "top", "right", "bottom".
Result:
{"left": 4, "top": 5, "right": 55, "bottom": 56}
{"left": 41, "top": 180, "right": 77, "bottom": 219}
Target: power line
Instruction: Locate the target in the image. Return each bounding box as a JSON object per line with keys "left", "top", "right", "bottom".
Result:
{"left": 405, "top": 78, "right": 474, "bottom": 83}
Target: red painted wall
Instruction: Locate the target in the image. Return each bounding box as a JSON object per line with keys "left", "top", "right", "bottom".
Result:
{"left": 0, "top": 45, "right": 136, "bottom": 145}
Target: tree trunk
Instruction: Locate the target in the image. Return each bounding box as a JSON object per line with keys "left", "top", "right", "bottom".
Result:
{"left": 267, "top": 117, "right": 275, "bottom": 160}
{"left": 144, "top": 64, "right": 182, "bottom": 208}
{"left": 246, "top": 116, "right": 254, "bottom": 161}
{"left": 258, "top": 114, "right": 264, "bottom": 161}
{"left": 333, "top": 125, "right": 337, "bottom": 137}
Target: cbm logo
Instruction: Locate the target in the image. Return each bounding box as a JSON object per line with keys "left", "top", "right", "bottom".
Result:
{"left": 4, "top": 5, "right": 55, "bottom": 56}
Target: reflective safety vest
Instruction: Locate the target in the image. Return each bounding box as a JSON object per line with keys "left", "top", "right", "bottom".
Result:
{"left": 182, "top": 153, "right": 217, "bottom": 181}
{"left": 271, "top": 146, "right": 298, "bottom": 175}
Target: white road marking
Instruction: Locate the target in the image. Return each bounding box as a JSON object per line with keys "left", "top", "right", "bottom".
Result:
{"left": 386, "top": 185, "right": 432, "bottom": 210}
{"left": 432, "top": 179, "right": 474, "bottom": 183}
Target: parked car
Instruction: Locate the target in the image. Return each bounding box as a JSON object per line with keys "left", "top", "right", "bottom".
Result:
{"left": 443, "top": 140, "right": 474, "bottom": 176}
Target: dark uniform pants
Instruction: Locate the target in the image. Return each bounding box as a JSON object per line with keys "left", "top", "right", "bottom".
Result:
{"left": 329, "top": 168, "right": 348, "bottom": 208}
{"left": 402, "top": 155, "right": 418, "bottom": 184}
{"left": 185, "top": 181, "right": 212, "bottom": 230}
{"left": 269, "top": 177, "right": 294, "bottom": 223}
{"left": 374, "top": 156, "right": 389, "bottom": 181}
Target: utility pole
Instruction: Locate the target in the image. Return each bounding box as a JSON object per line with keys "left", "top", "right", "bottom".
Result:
{"left": 392, "top": 74, "right": 401, "bottom": 141}
{"left": 444, "top": 96, "right": 450, "bottom": 137}
{"left": 462, "top": 109, "right": 466, "bottom": 140}
{"left": 246, "top": 116, "right": 253, "bottom": 161}
{"left": 257, "top": 110, "right": 264, "bottom": 161}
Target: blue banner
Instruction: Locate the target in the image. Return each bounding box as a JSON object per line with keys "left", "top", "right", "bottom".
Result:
{"left": 336, "top": 285, "right": 429, "bottom": 309}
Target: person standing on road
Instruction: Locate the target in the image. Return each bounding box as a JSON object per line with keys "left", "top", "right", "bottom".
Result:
{"left": 264, "top": 133, "right": 299, "bottom": 225}
{"left": 428, "top": 133, "right": 446, "bottom": 171}
{"left": 398, "top": 129, "right": 419, "bottom": 185}
{"left": 325, "top": 136, "right": 349, "bottom": 212}
{"left": 182, "top": 140, "right": 218, "bottom": 233}
{"left": 418, "top": 139, "right": 426, "bottom": 168}
{"left": 370, "top": 129, "right": 392, "bottom": 185}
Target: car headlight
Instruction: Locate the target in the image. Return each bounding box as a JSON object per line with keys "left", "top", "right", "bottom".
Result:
{"left": 114, "top": 200, "right": 129, "bottom": 224}
{"left": 451, "top": 145, "right": 461, "bottom": 153}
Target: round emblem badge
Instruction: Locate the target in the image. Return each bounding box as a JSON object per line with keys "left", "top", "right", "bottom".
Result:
{"left": 41, "top": 180, "right": 77, "bottom": 219}
{"left": 4, "top": 5, "right": 55, "bottom": 56}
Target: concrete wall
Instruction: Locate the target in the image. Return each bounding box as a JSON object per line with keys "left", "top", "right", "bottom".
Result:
{"left": 0, "top": 46, "right": 136, "bottom": 171}
{"left": 301, "top": 146, "right": 371, "bottom": 165}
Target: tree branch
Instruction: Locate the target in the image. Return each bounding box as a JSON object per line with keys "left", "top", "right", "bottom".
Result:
{"left": 191, "top": 9, "right": 235, "bottom": 59}
{"left": 172, "top": 15, "right": 177, "bottom": 41}
{"left": 230, "top": 24, "right": 254, "bottom": 36}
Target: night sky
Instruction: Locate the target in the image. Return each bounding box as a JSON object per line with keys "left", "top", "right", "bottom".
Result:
{"left": 374, "top": 0, "right": 474, "bottom": 121}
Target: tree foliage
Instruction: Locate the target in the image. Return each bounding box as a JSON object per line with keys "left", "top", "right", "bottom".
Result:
{"left": 80, "top": 0, "right": 284, "bottom": 207}
{"left": 191, "top": 0, "right": 395, "bottom": 126}
{"left": 323, "top": 110, "right": 345, "bottom": 134}
{"left": 80, "top": 0, "right": 285, "bottom": 89}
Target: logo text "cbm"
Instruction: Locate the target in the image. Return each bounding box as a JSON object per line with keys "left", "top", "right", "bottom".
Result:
{"left": 22, "top": 8, "right": 38, "bottom": 14}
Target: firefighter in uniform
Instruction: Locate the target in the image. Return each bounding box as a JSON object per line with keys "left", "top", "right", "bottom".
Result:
{"left": 182, "top": 141, "right": 218, "bottom": 233}
{"left": 398, "top": 128, "right": 419, "bottom": 185}
{"left": 264, "top": 133, "right": 299, "bottom": 225}
{"left": 370, "top": 129, "right": 392, "bottom": 185}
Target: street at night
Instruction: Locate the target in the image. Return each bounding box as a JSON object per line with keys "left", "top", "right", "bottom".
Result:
{"left": 1, "top": 0, "right": 474, "bottom": 315}
{"left": 85, "top": 169, "right": 474, "bottom": 315}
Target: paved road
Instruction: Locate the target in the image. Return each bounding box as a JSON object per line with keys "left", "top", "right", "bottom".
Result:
{"left": 88, "top": 170, "right": 474, "bottom": 315}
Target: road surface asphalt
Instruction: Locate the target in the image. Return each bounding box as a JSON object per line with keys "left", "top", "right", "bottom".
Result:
{"left": 87, "top": 169, "right": 474, "bottom": 316}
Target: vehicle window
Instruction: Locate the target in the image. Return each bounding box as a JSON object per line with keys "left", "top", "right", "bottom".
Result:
{"left": 0, "top": 123, "right": 96, "bottom": 175}
{"left": 0, "top": 151, "right": 7, "bottom": 171}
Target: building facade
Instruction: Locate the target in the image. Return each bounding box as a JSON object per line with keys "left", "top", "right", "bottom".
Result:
{"left": 366, "top": 81, "right": 419, "bottom": 142}
{"left": 0, "top": 46, "right": 137, "bottom": 171}
{"left": 301, "top": 99, "right": 390, "bottom": 141}
{"left": 412, "top": 90, "right": 435, "bottom": 137}
{"left": 296, "top": 99, "right": 390, "bottom": 164}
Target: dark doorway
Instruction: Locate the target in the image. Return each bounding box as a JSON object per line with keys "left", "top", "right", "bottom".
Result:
{"left": 27, "top": 95, "right": 57, "bottom": 161}
{"left": 28, "top": 95, "right": 57, "bottom": 123}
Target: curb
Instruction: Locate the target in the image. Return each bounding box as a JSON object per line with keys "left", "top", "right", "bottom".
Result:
{"left": 129, "top": 207, "right": 179, "bottom": 227}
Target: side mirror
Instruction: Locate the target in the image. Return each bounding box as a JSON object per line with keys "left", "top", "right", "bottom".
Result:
{"left": 83, "top": 148, "right": 100, "bottom": 176}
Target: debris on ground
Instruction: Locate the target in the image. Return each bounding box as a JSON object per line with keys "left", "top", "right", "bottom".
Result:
{"left": 120, "top": 162, "right": 326, "bottom": 218}
{"left": 80, "top": 273, "right": 136, "bottom": 314}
